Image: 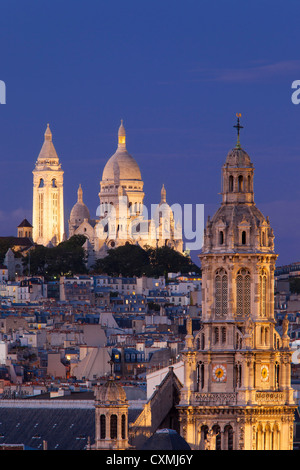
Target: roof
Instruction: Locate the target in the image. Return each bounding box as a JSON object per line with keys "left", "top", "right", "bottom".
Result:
{"left": 0, "top": 396, "right": 142, "bottom": 450}
{"left": 17, "top": 219, "right": 32, "bottom": 228}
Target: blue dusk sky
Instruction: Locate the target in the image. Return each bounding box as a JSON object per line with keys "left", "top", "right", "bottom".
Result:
{"left": 0, "top": 0, "right": 300, "bottom": 266}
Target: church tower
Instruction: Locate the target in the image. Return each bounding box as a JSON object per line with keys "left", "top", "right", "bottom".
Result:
{"left": 32, "top": 124, "right": 64, "bottom": 246}
{"left": 178, "top": 115, "right": 296, "bottom": 450}
{"left": 93, "top": 376, "right": 129, "bottom": 450}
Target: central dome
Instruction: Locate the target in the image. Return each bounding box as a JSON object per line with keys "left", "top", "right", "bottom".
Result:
{"left": 101, "top": 120, "right": 142, "bottom": 183}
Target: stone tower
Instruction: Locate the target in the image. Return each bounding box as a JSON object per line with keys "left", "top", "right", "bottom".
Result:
{"left": 32, "top": 124, "right": 64, "bottom": 246}
{"left": 178, "top": 116, "right": 296, "bottom": 450}
{"left": 93, "top": 377, "right": 129, "bottom": 450}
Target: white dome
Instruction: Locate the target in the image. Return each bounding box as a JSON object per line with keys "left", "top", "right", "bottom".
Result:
{"left": 69, "top": 184, "right": 90, "bottom": 226}
{"left": 101, "top": 120, "right": 142, "bottom": 183}
{"left": 102, "top": 148, "right": 142, "bottom": 182}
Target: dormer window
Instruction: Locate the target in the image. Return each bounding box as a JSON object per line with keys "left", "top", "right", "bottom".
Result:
{"left": 219, "top": 230, "right": 224, "bottom": 245}
{"left": 242, "top": 231, "right": 246, "bottom": 245}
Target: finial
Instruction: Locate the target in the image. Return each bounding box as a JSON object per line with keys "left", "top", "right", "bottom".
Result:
{"left": 233, "top": 113, "right": 243, "bottom": 149}
{"left": 118, "top": 119, "right": 126, "bottom": 147}
{"left": 44, "top": 123, "right": 52, "bottom": 141}
{"left": 161, "top": 184, "right": 166, "bottom": 203}
{"left": 77, "top": 184, "right": 83, "bottom": 203}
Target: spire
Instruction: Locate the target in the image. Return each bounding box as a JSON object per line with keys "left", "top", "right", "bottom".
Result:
{"left": 36, "top": 123, "right": 59, "bottom": 163}
{"left": 161, "top": 184, "right": 166, "bottom": 204}
{"left": 44, "top": 123, "right": 52, "bottom": 142}
{"left": 77, "top": 184, "right": 83, "bottom": 203}
{"left": 118, "top": 119, "right": 126, "bottom": 148}
{"left": 233, "top": 113, "right": 243, "bottom": 149}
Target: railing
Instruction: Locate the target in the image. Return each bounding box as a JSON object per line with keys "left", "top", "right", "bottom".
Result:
{"left": 193, "top": 392, "right": 237, "bottom": 405}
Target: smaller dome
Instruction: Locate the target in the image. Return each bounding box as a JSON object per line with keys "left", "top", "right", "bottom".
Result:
{"left": 225, "top": 147, "right": 253, "bottom": 168}
{"left": 141, "top": 429, "right": 191, "bottom": 451}
{"left": 95, "top": 377, "right": 127, "bottom": 404}
{"left": 69, "top": 184, "right": 90, "bottom": 226}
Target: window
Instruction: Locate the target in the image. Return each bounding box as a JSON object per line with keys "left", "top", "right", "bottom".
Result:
{"left": 121, "top": 415, "right": 126, "bottom": 439}
{"left": 38, "top": 178, "right": 44, "bottom": 188}
{"left": 100, "top": 414, "right": 106, "bottom": 439}
{"left": 238, "top": 175, "right": 243, "bottom": 191}
{"left": 241, "top": 231, "right": 246, "bottom": 245}
{"left": 221, "top": 327, "right": 226, "bottom": 344}
{"left": 215, "top": 269, "right": 228, "bottom": 316}
{"left": 229, "top": 175, "right": 234, "bottom": 192}
{"left": 219, "top": 230, "right": 224, "bottom": 245}
{"left": 214, "top": 327, "right": 219, "bottom": 344}
{"left": 236, "top": 268, "right": 251, "bottom": 316}
{"left": 197, "top": 362, "right": 205, "bottom": 390}
{"left": 110, "top": 415, "right": 117, "bottom": 439}
{"left": 259, "top": 270, "right": 267, "bottom": 317}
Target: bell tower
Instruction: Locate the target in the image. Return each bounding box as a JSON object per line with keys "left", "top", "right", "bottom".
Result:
{"left": 32, "top": 124, "right": 64, "bottom": 246}
{"left": 178, "top": 115, "right": 296, "bottom": 450}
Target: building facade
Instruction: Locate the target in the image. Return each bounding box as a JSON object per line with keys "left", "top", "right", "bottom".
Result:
{"left": 178, "top": 120, "right": 296, "bottom": 450}
{"left": 68, "top": 121, "right": 183, "bottom": 260}
{"left": 32, "top": 124, "right": 64, "bottom": 246}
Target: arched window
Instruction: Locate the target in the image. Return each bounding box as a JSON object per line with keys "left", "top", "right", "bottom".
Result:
{"left": 275, "top": 362, "right": 280, "bottom": 389}
{"left": 247, "top": 175, "right": 251, "bottom": 192}
{"left": 52, "top": 178, "right": 57, "bottom": 188}
{"left": 238, "top": 175, "right": 243, "bottom": 191}
{"left": 121, "top": 414, "right": 126, "bottom": 440}
{"left": 100, "top": 414, "right": 106, "bottom": 439}
{"left": 229, "top": 175, "right": 234, "bottom": 192}
{"left": 202, "top": 333, "right": 205, "bottom": 349}
{"left": 197, "top": 361, "right": 205, "bottom": 390}
{"left": 212, "top": 425, "right": 221, "bottom": 450}
{"left": 224, "top": 425, "right": 234, "bottom": 450}
{"left": 215, "top": 269, "right": 228, "bottom": 316}
{"left": 259, "top": 270, "right": 267, "bottom": 317}
{"left": 236, "top": 268, "right": 251, "bottom": 316}
{"left": 221, "top": 327, "right": 226, "bottom": 344}
{"left": 110, "top": 415, "right": 117, "bottom": 439}
{"left": 214, "top": 327, "right": 219, "bottom": 344}
{"left": 38, "top": 178, "right": 44, "bottom": 188}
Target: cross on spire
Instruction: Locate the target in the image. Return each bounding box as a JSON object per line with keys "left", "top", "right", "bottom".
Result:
{"left": 233, "top": 113, "right": 243, "bottom": 149}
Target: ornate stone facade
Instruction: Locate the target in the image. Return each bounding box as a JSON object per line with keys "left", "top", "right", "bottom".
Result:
{"left": 93, "top": 376, "right": 129, "bottom": 450}
{"left": 68, "top": 121, "right": 183, "bottom": 259}
{"left": 177, "top": 122, "right": 296, "bottom": 450}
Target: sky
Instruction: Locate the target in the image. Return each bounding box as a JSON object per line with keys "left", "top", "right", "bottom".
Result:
{"left": 0, "top": 0, "right": 300, "bottom": 267}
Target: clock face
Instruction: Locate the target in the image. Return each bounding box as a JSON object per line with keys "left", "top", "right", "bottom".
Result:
{"left": 261, "top": 364, "right": 269, "bottom": 381}
{"left": 212, "top": 364, "right": 227, "bottom": 382}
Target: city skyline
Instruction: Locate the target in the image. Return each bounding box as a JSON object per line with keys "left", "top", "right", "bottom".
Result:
{"left": 1, "top": 1, "right": 300, "bottom": 266}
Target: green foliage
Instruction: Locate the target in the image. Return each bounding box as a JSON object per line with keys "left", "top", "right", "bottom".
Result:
{"left": 92, "top": 244, "right": 201, "bottom": 278}
{"left": 0, "top": 237, "right": 19, "bottom": 264}
{"left": 92, "top": 243, "right": 150, "bottom": 277}
{"left": 23, "top": 235, "right": 87, "bottom": 280}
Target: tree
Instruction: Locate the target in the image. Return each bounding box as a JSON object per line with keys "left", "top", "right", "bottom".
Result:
{"left": 92, "top": 243, "right": 150, "bottom": 277}
{"left": 23, "top": 235, "right": 87, "bottom": 280}
{"left": 92, "top": 243, "right": 201, "bottom": 278}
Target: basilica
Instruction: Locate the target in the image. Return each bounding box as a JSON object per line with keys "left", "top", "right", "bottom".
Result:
{"left": 32, "top": 120, "right": 183, "bottom": 263}
{"left": 29, "top": 116, "right": 297, "bottom": 450}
